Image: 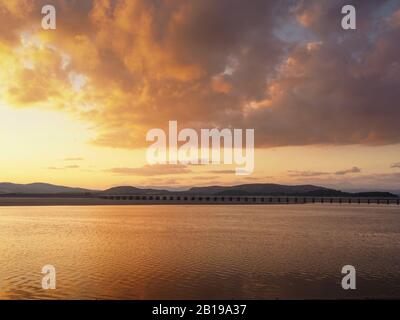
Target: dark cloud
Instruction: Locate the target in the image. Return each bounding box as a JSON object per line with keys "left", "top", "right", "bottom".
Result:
{"left": 335, "top": 166, "right": 361, "bottom": 175}
{"left": 1, "top": 0, "right": 400, "bottom": 148}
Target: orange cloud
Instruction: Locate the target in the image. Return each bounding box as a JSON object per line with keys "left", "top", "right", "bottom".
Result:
{"left": 211, "top": 75, "right": 232, "bottom": 94}
{"left": 389, "top": 9, "right": 400, "bottom": 28}
{"left": 0, "top": 0, "right": 399, "bottom": 151}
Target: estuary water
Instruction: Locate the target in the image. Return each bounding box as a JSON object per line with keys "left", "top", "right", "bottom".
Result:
{"left": 0, "top": 204, "right": 399, "bottom": 299}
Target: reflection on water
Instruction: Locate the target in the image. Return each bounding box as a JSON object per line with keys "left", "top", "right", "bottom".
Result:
{"left": 0, "top": 204, "right": 400, "bottom": 299}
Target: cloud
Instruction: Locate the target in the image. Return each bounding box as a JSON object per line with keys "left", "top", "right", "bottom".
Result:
{"left": 335, "top": 166, "right": 361, "bottom": 175}
{"left": 288, "top": 170, "right": 330, "bottom": 177}
{"left": 47, "top": 165, "right": 80, "bottom": 170}
{"left": 65, "top": 165, "right": 80, "bottom": 169}
{"left": 388, "top": 8, "right": 400, "bottom": 28}
{"left": 108, "top": 164, "right": 191, "bottom": 176}
{"left": 391, "top": 162, "right": 400, "bottom": 168}
{"left": 207, "top": 170, "right": 236, "bottom": 174}
{"left": 64, "top": 157, "right": 84, "bottom": 161}
{"left": 1, "top": 0, "right": 400, "bottom": 149}
{"left": 191, "top": 175, "right": 219, "bottom": 181}
{"left": 289, "top": 166, "right": 361, "bottom": 177}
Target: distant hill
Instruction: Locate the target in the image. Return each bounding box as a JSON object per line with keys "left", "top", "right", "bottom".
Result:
{"left": 344, "top": 188, "right": 400, "bottom": 197}
{"left": 186, "top": 183, "right": 398, "bottom": 197}
{"left": 350, "top": 192, "right": 398, "bottom": 198}
{"left": 0, "top": 182, "right": 397, "bottom": 198}
{"left": 0, "top": 182, "right": 96, "bottom": 195}
{"left": 101, "top": 186, "right": 171, "bottom": 195}
{"left": 187, "top": 184, "right": 334, "bottom": 196}
{"left": 103, "top": 183, "right": 397, "bottom": 198}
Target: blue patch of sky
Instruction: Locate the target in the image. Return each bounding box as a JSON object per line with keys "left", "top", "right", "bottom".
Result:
{"left": 273, "top": 17, "right": 317, "bottom": 45}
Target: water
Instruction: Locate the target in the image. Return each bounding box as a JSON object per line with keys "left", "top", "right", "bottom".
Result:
{"left": 0, "top": 204, "right": 399, "bottom": 299}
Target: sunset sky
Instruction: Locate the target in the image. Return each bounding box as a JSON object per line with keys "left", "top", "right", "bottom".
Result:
{"left": 0, "top": 0, "right": 400, "bottom": 191}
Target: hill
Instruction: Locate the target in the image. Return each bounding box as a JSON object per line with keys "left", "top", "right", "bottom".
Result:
{"left": 0, "top": 182, "right": 96, "bottom": 195}
{"left": 101, "top": 186, "right": 171, "bottom": 195}
{"left": 0, "top": 182, "right": 397, "bottom": 198}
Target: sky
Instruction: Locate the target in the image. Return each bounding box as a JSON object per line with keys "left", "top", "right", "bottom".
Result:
{"left": 0, "top": 0, "right": 400, "bottom": 191}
